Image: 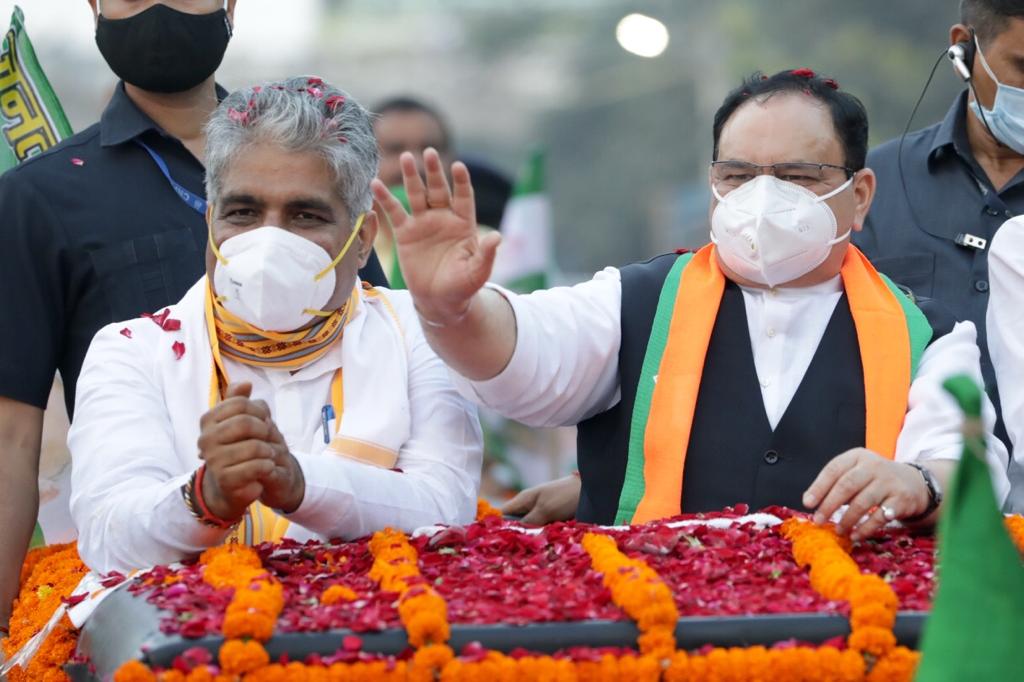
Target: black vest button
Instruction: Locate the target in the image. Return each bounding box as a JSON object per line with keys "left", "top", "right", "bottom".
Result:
{"left": 763, "top": 450, "right": 780, "bottom": 465}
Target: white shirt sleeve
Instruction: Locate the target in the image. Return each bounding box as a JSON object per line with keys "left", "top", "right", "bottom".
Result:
{"left": 449, "top": 268, "right": 624, "bottom": 427}
{"left": 987, "top": 219, "right": 1024, "bottom": 511}
{"left": 285, "top": 306, "right": 483, "bottom": 539}
{"left": 69, "top": 326, "right": 229, "bottom": 574}
{"left": 895, "top": 320, "right": 1010, "bottom": 504}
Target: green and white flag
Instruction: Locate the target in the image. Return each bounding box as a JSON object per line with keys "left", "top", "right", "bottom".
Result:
{"left": 916, "top": 375, "right": 1024, "bottom": 681}
{"left": 491, "top": 149, "right": 552, "bottom": 293}
{"left": 0, "top": 5, "right": 71, "bottom": 172}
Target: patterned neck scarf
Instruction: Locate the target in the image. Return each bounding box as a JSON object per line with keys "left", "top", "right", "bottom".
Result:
{"left": 205, "top": 281, "right": 357, "bottom": 371}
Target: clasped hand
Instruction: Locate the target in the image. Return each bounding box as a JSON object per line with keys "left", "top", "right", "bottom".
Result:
{"left": 196, "top": 382, "right": 304, "bottom": 522}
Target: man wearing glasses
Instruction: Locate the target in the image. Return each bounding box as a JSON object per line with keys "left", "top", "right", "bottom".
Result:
{"left": 372, "top": 68, "right": 1011, "bottom": 538}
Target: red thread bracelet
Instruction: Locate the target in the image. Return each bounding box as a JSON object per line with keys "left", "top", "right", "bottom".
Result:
{"left": 194, "top": 464, "right": 239, "bottom": 529}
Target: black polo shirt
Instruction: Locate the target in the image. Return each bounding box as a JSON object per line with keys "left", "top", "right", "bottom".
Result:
{"left": 0, "top": 82, "right": 387, "bottom": 417}
{"left": 855, "top": 91, "right": 1024, "bottom": 414}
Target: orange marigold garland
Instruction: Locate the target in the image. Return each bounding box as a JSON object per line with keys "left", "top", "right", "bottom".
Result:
{"left": 581, "top": 532, "right": 679, "bottom": 660}
{"left": 200, "top": 544, "right": 283, "bottom": 642}
{"left": 368, "top": 528, "right": 454, "bottom": 678}
{"left": 2, "top": 542, "right": 88, "bottom": 682}
{"left": 781, "top": 518, "right": 916, "bottom": 680}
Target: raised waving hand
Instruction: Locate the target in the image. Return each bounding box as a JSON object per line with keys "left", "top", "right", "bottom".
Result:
{"left": 371, "top": 148, "right": 502, "bottom": 325}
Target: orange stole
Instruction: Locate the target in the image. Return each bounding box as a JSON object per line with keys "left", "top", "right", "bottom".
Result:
{"left": 633, "top": 245, "right": 914, "bottom": 524}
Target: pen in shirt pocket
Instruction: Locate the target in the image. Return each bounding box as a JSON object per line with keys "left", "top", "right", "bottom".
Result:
{"left": 321, "top": 405, "right": 335, "bottom": 444}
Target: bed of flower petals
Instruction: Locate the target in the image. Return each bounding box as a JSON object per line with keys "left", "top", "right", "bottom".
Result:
{"left": 128, "top": 508, "right": 943, "bottom": 641}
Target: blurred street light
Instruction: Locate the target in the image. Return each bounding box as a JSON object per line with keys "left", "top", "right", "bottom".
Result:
{"left": 615, "top": 13, "right": 669, "bottom": 58}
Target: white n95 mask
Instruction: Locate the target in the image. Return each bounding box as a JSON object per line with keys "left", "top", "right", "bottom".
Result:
{"left": 710, "top": 174, "right": 853, "bottom": 288}
{"left": 211, "top": 215, "right": 364, "bottom": 332}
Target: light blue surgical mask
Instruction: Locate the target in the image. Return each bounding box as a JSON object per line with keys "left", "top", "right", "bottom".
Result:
{"left": 969, "top": 36, "right": 1024, "bottom": 155}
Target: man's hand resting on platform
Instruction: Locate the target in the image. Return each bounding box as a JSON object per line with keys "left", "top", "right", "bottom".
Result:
{"left": 197, "top": 382, "right": 305, "bottom": 521}
{"left": 502, "top": 475, "right": 582, "bottom": 525}
{"left": 803, "top": 448, "right": 951, "bottom": 541}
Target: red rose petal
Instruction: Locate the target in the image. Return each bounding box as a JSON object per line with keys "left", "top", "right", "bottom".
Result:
{"left": 100, "top": 571, "right": 127, "bottom": 588}
{"left": 120, "top": 328, "right": 133, "bottom": 339}
{"left": 172, "top": 341, "right": 186, "bottom": 360}
{"left": 70, "top": 157, "right": 85, "bottom": 167}
{"left": 342, "top": 635, "right": 362, "bottom": 652}
{"left": 62, "top": 593, "right": 88, "bottom": 607}
{"left": 142, "top": 309, "right": 171, "bottom": 327}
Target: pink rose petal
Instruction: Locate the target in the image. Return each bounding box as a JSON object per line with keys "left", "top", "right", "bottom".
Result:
{"left": 70, "top": 157, "right": 85, "bottom": 167}
{"left": 325, "top": 95, "right": 346, "bottom": 112}
{"left": 120, "top": 328, "right": 133, "bottom": 339}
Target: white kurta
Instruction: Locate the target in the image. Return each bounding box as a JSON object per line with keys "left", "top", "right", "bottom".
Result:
{"left": 986, "top": 216, "right": 1024, "bottom": 513}
{"left": 70, "top": 278, "right": 483, "bottom": 573}
{"left": 452, "top": 268, "right": 1010, "bottom": 500}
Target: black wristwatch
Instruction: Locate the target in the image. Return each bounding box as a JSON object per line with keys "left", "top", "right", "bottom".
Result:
{"left": 903, "top": 462, "right": 943, "bottom": 523}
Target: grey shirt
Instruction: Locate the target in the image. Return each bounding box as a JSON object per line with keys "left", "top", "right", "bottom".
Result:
{"left": 855, "top": 91, "right": 1024, "bottom": 438}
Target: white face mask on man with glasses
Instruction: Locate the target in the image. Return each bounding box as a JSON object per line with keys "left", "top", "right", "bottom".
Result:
{"left": 709, "top": 161, "right": 856, "bottom": 288}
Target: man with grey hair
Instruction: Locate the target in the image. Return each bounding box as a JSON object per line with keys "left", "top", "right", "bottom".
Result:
{"left": 67, "top": 77, "right": 483, "bottom": 573}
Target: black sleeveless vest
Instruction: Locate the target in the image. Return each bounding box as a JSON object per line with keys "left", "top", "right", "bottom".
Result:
{"left": 575, "top": 253, "right": 955, "bottom": 525}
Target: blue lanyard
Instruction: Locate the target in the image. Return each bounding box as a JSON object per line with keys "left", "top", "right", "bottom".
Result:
{"left": 134, "top": 139, "right": 208, "bottom": 216}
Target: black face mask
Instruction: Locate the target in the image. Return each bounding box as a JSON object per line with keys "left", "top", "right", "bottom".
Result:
{"left": 95, "top": 4, "right": 232, "bottom": 94}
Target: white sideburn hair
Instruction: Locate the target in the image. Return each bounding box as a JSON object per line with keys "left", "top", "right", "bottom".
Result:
{"left": 204, "top": 76, "right": 379, "bottom": 221}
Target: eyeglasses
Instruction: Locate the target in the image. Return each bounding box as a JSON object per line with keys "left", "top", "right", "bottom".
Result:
{"left": 710, "top": 161, "right": 855, "bottom": 192}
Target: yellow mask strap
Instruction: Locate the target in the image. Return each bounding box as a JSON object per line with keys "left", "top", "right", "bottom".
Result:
{"left": 209, "top": 212, "right": 365, "bottom": 272}
{"left": 315, "top": 212, "right": 366, "bottom": 282}
{"left": 207, "top": 207, "right": 230, "bottom": 266}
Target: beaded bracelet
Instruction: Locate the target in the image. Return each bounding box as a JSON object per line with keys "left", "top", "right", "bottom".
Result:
{"left": 181, "top": 465, "right": 239, "bottom": 530}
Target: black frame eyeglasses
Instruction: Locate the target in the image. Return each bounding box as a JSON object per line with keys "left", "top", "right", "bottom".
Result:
{"left": 710, "top": 161, "right": 856, "bottom": 191}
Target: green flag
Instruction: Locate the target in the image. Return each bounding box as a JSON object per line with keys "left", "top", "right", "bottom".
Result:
{"left": 0, "top": 5, "right": 72, "bottom": 173}
{"left": 0, "top": 6, "right": 72, "bottom": 548}
{"left": 490, "top": 149, "right": 551, "bottom": 293}
{"left": 915, "top": 375, "right": 1024, "bottom": 681}
{"left": 382, "top": 184, "right": 409, "bottom": 289}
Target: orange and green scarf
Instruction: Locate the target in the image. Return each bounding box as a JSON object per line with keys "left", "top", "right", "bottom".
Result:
{"left": 616, "top": 245, "right": 933, "bottom": 525}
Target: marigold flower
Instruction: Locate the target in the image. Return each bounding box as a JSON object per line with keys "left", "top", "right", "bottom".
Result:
{"left": 475, "top": 498, "right": 502, "bottom": 520}
{"left": 1006, "top": 514, "right": 1024, "bottom": 552}
{"left": 867, "top": 645, "right": 920, "bottom": 682}
{"left": 848, "top": 625, "right": 897, "bottom": 657}
{"left": 156, "top": 672, "right": 187, "bottom": 682}
{"left": 320, "top": 584, "right": 358, "bottom": 605}
{"left": 113, "top": 660, "right": 157, "bottom": 682}
{"left": 218, "top": 638, "right": 270, "bottom": 674}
